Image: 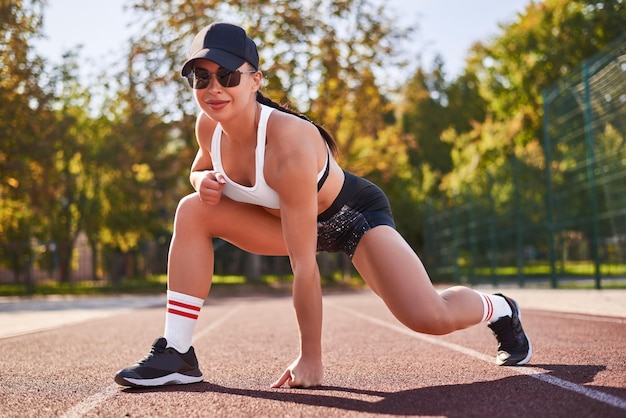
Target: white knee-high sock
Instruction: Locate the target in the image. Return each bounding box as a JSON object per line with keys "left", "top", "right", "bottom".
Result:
{"left": 163, "top": 290, "right": 204, "bottom": 353}
{"left": 475, "top": 291, "right": 513, "bottom": 323}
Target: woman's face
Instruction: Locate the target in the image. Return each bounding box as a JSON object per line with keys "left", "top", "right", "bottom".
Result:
{"left": 191, "top": 59, "right": 260, "bottom": 121}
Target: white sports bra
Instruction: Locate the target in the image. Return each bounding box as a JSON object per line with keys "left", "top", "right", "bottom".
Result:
{"left": 210, "top": 104, "right": 329, "bottom": 209}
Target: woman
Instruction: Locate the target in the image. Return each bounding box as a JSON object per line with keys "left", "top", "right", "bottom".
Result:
{"left": 114, "top": 22, "right": 531, "bottom": 389}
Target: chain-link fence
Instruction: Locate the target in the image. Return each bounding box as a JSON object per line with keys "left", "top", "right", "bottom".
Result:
{"left": 423, "top": 33, "right": 626, "bottom": 288}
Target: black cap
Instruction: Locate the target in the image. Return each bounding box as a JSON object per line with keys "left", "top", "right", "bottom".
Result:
{"left": 181, "top": 23, "right": 259, "bottom": 76}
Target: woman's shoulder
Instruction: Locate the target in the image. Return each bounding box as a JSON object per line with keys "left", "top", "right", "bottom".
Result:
{"left": 266, "top": 107, "right": 318, "bottom": 144}
{"left": 264, "top": 108, "right": 324, "bottom": 178}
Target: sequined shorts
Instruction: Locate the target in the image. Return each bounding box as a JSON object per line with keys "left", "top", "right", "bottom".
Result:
{"left": 316, "top": 171, "right": 395, "bottom": 258}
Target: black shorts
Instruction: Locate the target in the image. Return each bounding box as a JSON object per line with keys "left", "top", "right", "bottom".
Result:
{"left": 317, "top": 171, "right": 395, "bottom": 258}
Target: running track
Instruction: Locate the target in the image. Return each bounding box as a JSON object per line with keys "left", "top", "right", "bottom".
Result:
{"left": 1, "top": 290, "right": 625, "bottom": 417}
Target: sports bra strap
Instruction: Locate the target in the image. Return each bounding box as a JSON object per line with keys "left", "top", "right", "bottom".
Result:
{"left": 317, "top": 147, "right": 330, "bottom": 191}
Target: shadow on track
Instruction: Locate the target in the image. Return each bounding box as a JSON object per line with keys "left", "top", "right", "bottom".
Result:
{"left": 121, "top": 365, "right": 624, "bottom": 417}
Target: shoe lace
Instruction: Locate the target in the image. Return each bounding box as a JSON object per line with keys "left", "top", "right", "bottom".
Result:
{"left": 137, "top": 343, "right": 167, "bottom": 366}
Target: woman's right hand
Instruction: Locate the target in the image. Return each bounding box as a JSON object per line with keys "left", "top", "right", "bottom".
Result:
{"left": 197, "top": 171, "right": 226, "bottom": 205}
{"left": 271, "top": 355, "right": 324, "bottom": 389}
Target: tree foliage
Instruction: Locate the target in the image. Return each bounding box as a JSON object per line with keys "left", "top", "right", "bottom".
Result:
{"left": 1, "top": 0, "right": 412, "bottom": 282}
{"left": 1, "top": 0, "right": 49, "bottom": 282}
{"left": 3, "top": 0, "right": 625, "bottom": 283}
{"left": 405, "top": 0, "right": 626, "bottom": 205}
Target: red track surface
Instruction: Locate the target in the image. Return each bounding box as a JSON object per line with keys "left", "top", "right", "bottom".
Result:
{"left": 2, "top": 290, "right": 625, "bottom": 417}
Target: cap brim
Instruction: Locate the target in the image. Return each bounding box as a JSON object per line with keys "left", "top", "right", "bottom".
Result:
{"left": 181, "top": 48, "right": 245, "bottom": 76}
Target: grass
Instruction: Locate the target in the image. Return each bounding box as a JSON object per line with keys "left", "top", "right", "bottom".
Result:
{"left": 468, "top": 262, "right": 626, "bottom": 277}
{"left": 0, "top": 275, "right": 169, "bottom": 297}
{"left": 0, "top": 273, "right": 367, "bottom": 297}
{"left": 2, "top": 260, "right": 625, "bottom": 297}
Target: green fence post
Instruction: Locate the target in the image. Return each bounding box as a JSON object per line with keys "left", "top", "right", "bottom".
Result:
{"left": 513, "top": 156, "right": 525, "bottom": 287}
{"left": 468, "top": 194, "right": 477, "bottom": 285}
{"left": 582, "top": 61, "right": 602, "bottom": 289}
{"left": 452, "top": 204, "right": 460, "bottom": 284}
{"left": 488, "top": 174, "right": 498, "bottom": 287}
{"left": 542, "top": 90, "right": 558, "bottom": 288}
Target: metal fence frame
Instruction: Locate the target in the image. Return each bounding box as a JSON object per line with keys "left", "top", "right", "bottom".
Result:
{"left": 423, "top": 33, "right": 626, "bottom": 289}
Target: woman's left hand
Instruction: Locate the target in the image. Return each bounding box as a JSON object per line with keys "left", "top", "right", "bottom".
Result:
{"left": 271, "top": 356, "right": 323, "bottom": 388}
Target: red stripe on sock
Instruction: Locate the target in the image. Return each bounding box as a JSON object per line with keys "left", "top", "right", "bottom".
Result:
{"left": 484, "top": 295, "right": 494, "bottom": 322}
{"left": 168, "top": 299, "right": 201, "bottom": 312}
{"left": 167, "top": 308, "right": 199, "bottom": 320}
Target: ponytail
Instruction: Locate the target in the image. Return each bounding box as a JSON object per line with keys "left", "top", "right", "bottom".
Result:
{"left": 256, "top": 92, "right": 338, "bottom": 156}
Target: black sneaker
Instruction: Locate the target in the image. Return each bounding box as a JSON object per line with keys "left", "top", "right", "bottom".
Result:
{"left": 487, "top": 293, "right": 532, "bottom": 366}
{"left": 114, "top": 337, "right": 204, "bottom": 387}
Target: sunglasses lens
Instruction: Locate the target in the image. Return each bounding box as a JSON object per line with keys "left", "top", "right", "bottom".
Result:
{"left": 187, "top": 68, "right": 245, "bottom": 89}
{"left": 186, "top": 70, "right": 208, "bottom": 89}
{"left": 185, "top": 74, "right": 194, "bottom": 88}
{"left": 217, "top": 69, "right": 240, "bottom": 87}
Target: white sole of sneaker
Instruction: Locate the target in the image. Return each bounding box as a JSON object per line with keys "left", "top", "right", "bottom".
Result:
{"left": 123, "top": 373, "right": 204, "bottom": 387}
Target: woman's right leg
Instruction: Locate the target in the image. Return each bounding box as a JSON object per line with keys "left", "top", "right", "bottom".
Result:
{"left": 114, "top": 193, "right": 288, "bottom": 387}
{"left": 167, "top": 192, "right": 288, "bottom": 299}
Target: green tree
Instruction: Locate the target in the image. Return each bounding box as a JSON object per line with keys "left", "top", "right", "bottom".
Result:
{"left": 462, "top": 0, "right": 626, "bottom": 151}
{"left": 33, "top": 51, "right": 95, "bottom": 283}
{"left": 92, "top": 53, "right": 194, "bottom": 281}
{"left": 396, "top": 57, "right": 487, "bottom": 250}
{"left": 125, "top": 0, "right": 407, "bottom": 149}
{"left": 419, "top": 0, "right": 626, "bottom": 278}
{"left": 442, "top": 0, "right": 626, "bottom": 201}
{"left": 0, "top": 0, "right": 49, "bottom": 284}
{"left": 120, "top": 0, "right": 415, "bottom": 263}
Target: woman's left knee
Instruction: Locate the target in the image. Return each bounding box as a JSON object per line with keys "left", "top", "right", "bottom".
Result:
{"left": 398, "top": 306, "right": 458, "bottom": 336}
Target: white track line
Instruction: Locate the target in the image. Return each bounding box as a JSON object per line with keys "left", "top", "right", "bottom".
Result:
{"left": 192, "top": 304, "right": 244, "bottom": 343}
{"left": 530, "top": 310, "right": 626, "bottom": 324}
{"left": 59, "top": 304, "right": 243, "bottom": 418}
{"left": 327, "top": 302, "right": 626, "bottom": 412}
{"left": 59, "top": 385, "right": 119, "bottom": 418}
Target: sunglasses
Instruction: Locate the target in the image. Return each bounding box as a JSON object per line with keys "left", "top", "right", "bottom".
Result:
{"left": 185, "top": 67, "right": 256, "bottom": 89}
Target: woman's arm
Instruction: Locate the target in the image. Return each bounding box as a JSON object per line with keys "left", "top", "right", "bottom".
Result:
{"left": 267, "top": 116, "right": 325, "bottom": 388}
{"left": 190, "top": 113, "right": 226, "bottom": 205}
